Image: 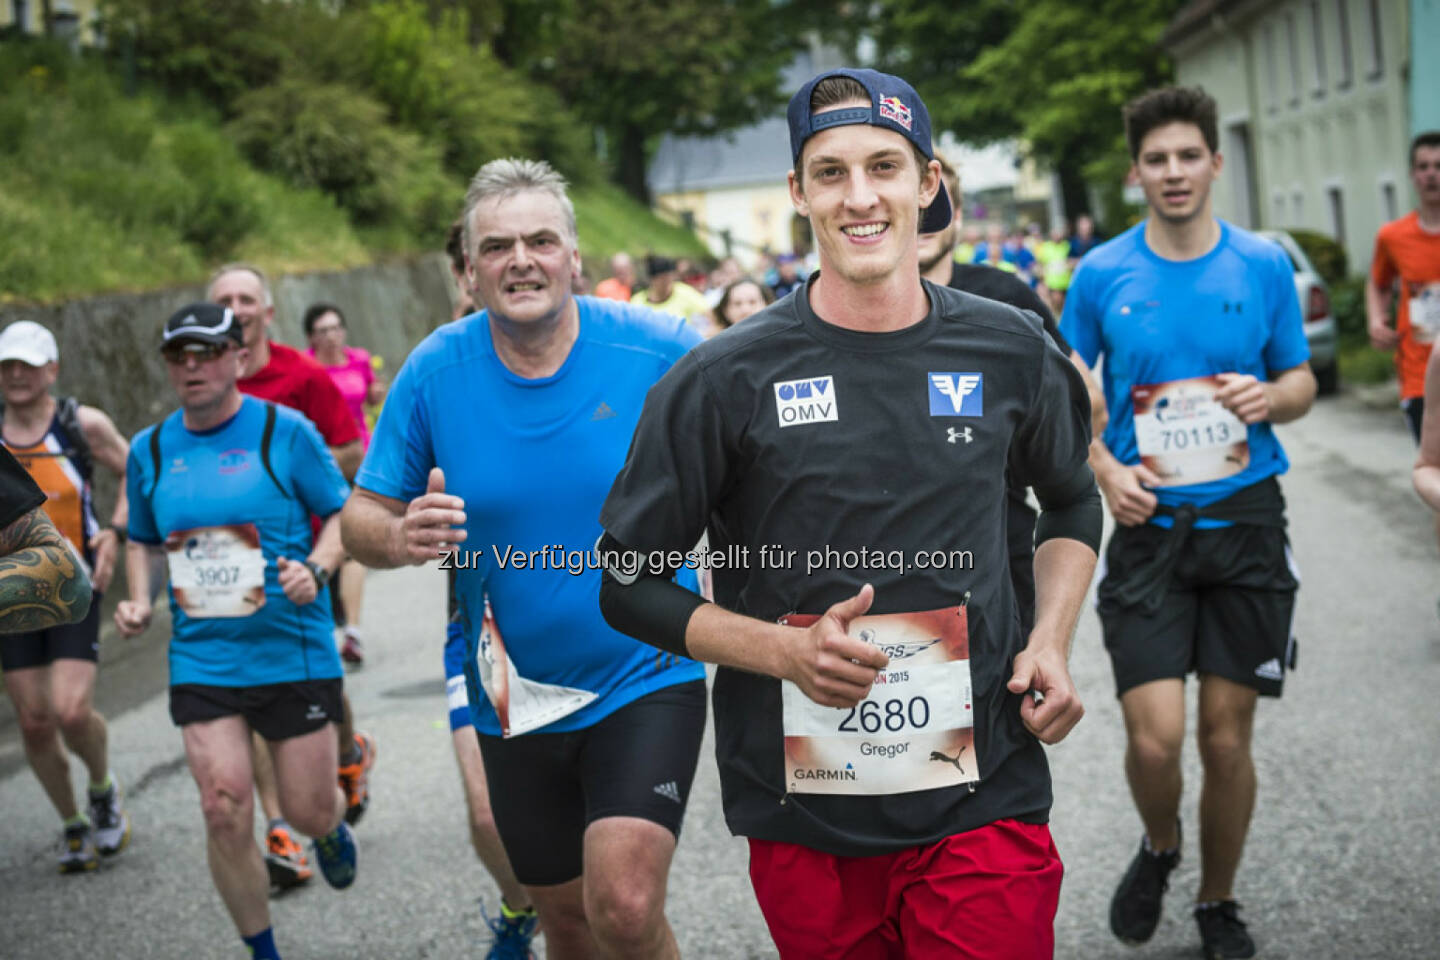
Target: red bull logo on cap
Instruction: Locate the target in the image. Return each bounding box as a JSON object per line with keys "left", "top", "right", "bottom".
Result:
{"left": 878, "top": 95, "right": 913, "bottom": 131}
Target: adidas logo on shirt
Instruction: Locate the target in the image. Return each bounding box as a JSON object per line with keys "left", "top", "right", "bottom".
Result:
{"left": 592, "top": 402, "right": 617, "bottom": 421}
{"left": 1254, "top": 658, "right": 1283, "bottom": 681}
{"left": 652, "top": 781, "right": 682, "bottom": 804}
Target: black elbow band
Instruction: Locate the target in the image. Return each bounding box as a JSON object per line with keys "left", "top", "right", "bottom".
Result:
{"left": 597, "top": 534, "right": 703, "bottom": 658}
{"left": 1033, "top": 466, "right": 1103, "bottom": 552}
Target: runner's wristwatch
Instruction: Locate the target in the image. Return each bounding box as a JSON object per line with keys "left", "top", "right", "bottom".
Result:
{"left": 303, "top": 559, "right": 331, "bottom": 588}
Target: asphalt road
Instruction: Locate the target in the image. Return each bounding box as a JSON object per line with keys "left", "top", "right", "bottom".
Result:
{"left": 1, "top": 388, "right": 1438, "bottom": 959}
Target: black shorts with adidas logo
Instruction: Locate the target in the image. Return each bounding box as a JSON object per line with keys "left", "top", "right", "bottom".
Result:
{"left": 1097, "top": 521, "right": 1299, "bottom": 698}
{"left": 476, "top": 677, "right": 706, "bottom": 886}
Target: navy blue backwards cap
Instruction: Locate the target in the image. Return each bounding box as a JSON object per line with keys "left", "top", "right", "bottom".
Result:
{"left": 787, "top": 68, "right": 952, "bottom": 234}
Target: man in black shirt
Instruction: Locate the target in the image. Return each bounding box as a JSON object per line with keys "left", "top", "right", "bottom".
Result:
{"left": 599, "top": 68, "right": 1100, "bottom": 957}
{"left": 919, "top": 153, "right": 1107, "bottom": 635}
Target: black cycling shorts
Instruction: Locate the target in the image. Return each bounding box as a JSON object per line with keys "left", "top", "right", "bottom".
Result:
{"left": 169, "top": 678, "right": 343, "bottom": 741}
{"left": 0, "top": 590, "right": 103, "bottom": 671}
{"left": 478, "top": 678, "right": 706, "bottom": 887}
{"left": 1097, "top": 523, "right": 1299, "bottom": 698}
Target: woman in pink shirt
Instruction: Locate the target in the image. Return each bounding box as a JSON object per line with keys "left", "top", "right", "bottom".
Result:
{"left": 306, "top": 303, "right": 387, "bottom": 664}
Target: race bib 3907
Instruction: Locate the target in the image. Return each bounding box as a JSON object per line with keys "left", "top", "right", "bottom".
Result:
{"left": 164, "top": 524, "right": 266, "bottom": 619}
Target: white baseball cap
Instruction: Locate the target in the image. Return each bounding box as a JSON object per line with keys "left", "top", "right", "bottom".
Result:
{"left": 0, "top": 321, "right": 59, "bottom": 367}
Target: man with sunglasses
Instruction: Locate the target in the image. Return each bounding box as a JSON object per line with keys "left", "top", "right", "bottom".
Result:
{"left": 208, "top": 263, "right": 376, "bottom": 888}
{"left": 114, "top": 303, "right": 357, "bottom": 960}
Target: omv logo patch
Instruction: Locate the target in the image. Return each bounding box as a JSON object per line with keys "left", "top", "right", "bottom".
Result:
{"left": 773, "top": 376, "right": 838, "bottom": 428}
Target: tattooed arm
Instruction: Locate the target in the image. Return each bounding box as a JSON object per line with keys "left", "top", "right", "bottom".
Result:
{"left": 0, "top": 506, "right": 93, "bottom": 633}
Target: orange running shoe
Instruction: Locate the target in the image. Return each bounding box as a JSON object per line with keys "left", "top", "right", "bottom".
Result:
{"left": 265, "top": 823, "right": 313, "bottom": 890}
{"left": 338, "top": 731, "right": 377, "bottom": 826}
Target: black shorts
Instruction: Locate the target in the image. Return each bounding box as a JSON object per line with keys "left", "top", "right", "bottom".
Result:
{"left": 1403, "top": 397, "right": 1424, "bottom": 445}
{"left": 169, "top": 678, "right": 344, "bottom": 741}
{"left": 1097, "top": 523, "right": 1299, "bottom": 698}
{"left": 478, "top": 678, "right": 707, "bottom": 886}
{"left": 0, "top": 590, "right": 103, "bottom": 671}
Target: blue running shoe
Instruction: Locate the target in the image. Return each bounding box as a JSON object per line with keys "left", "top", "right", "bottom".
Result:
{"left": 311, "top": 821, "right": 358, "bottom": 890}
{"left": 482, "top": 899, "right": 539, "bottom": 960}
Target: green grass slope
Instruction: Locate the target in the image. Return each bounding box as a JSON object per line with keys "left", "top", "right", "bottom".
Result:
{"left": 0, "top": 47, "right": 705, "bottom": 305}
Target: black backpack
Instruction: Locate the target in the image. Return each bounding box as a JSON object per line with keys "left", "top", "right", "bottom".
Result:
{"left": 0, "top": 395, "right": 93, "bottom": 482}
{"left": 146, "top": 401, "right": 291, "bottom": 504}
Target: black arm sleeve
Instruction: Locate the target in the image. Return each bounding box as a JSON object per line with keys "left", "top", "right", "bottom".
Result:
{"left": 1032, "top": 465, "right": 1102, "bottom": 552}
{"left": 597, "top": 533, "right": 706, "bottom": 659}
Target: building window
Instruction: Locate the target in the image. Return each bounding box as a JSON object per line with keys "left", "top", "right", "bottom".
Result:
{"left": 1327, "top": 186, "right": 1346, "bottom": 242}
{"left": 12, "top": 0, "right": 28, "bottom": 34}
{"left": 1381, "top": 181, "right": 1398, "bottom": 221}
{"left": 1309, "top": 2, "right": 1327, "bottom": 94}
{"left": 1273, "top": 191, "right": 1288, "bottom": 225}
{"left": 1263, "top": 23, "right": 1279, "bottom": 112}
{"left": 1292, "top": 188, "right": 1306, "bottom": 225}
{"left": 1366, "top": 0, "right": 1384, "bottom": 79}
{"left": 1335, "top": 0, "right": 1353, "bottom": 87}
{"left": 1285, "top": 13, "right": 1302, "bottom": 107}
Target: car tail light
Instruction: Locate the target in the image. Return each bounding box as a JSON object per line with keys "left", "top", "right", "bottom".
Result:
{"left": 1307, "top": 286, "right": 1330, "bottom": 322}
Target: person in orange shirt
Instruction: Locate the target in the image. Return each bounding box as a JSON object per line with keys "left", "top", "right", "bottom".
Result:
{"left": 0, "top": 320, "right": 134, "bottom": 873}
{"left": 1367, "top": 131, "right": 1440, "bottom": 442}
{"left": 593, "top": 252, "right": 635, "bottom": 301}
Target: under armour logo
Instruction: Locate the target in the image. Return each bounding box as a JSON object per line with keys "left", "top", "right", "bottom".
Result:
{"left": 947, "top": 427, "right": 972, "bottom": 444}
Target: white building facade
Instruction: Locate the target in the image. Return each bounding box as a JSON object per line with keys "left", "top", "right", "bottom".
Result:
{"left": 1165, "top": 0, "right": 1412, "bottom": 273}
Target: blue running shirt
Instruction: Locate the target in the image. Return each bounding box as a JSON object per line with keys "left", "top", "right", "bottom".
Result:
{"left": 127, "top": 397, "right": 350, "bottom": 687}
{"left": 1061, "top": 221, "right": 1309, "bottom": 524}
{"left": 358, "top": 297, "right": 705, "bottom": 736}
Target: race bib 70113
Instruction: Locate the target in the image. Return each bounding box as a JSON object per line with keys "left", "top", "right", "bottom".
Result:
{"left": 1131, "top": 375, "right": 1249, "bottom": 486}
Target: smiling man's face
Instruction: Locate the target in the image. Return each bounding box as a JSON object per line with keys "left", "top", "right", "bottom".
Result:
{"left": 789, "top": 102, "right": 939, "bottom": 287}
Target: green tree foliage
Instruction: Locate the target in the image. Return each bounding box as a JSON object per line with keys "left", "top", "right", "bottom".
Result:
{"left": 99, "top": 0, "right": 293, "bottom": 111}
{"left": 485, "top": 0, "right": 801, "bottom": 202}
{"left": 854, "top": 0, "right": 1184, "bottom": 227}
{"left": 227, "top": 80, "right": 456, "bottom": 238}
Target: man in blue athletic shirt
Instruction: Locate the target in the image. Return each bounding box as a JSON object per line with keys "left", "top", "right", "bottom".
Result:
{"left": 114, "top": 303, "right": 359, "bottom": 960}
{"left": 342, "top": 158, "right": 706, "bottom": 960}
{"left": 1061, "top": 86, "right": 1315, "bottom": 960}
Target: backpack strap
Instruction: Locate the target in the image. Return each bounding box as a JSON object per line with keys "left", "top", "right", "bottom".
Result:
{"left": 260, "top": 402, "right": 291, "bottom": 499}
{"left": 147, "top": 421, "right": 163, "bottom": 504}
{"left": 54, "top": 396, "right": 94, "bottom": 482}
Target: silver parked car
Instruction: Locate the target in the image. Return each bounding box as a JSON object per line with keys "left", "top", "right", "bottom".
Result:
{"left": 1258, "top": 229, "right": 1339, "bottom": 395}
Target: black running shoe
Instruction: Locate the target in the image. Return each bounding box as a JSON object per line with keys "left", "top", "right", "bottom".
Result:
{"left": 1195, "top": 900, "right": 1256, "bottom": 959}
{"left": 1109, "top": 821, "right": 1182, "bottom": 945}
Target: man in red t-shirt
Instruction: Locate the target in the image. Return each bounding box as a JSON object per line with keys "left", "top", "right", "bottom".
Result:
{"left": 1367, "top": 131, "right": 1440, "bottom": 443}
{"left": 208, "top": 264, "right": 374, "bottom": 892}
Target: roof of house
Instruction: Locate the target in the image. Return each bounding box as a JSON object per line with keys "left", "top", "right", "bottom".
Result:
{"left": 1162, "top": 0, "right": 1267, "bottom": 49}
{"left": 646, "top": 116, "right": 794, "bottom": 195}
